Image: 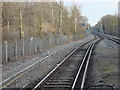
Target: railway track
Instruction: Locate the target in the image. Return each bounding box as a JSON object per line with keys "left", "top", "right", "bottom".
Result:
{"left": 21, "top": 39, "right": 99, "bottom": 90}
{"left": 93, "top": 31, "right": 120, "bottom": 45}
{"left": 108, "top": 38, "right": 120, "bottom": 45}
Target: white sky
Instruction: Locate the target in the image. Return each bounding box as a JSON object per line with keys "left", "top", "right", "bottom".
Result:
{"left": 64, "top": 0, "right": 119, "bottom": 26}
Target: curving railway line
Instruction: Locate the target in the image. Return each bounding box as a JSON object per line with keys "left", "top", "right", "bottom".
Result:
{"left": 108, "top": 37, "right": 120, "bottom": 45}
{"left": 21, "top": 39, "right": 100, "bottom": 90}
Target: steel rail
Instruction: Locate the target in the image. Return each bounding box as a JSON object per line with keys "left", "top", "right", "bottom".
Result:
{"left": 91, "top": 84, "right": 115, "bottom": 90}
{"left": 32, "top": 43, "right": 84, "bottom": 90}
{"left": 71, "top": 41, "right": 96, "bottom": 90}
{"left": 2, "top": 39, "right": 87, "bottom": 89}
{"left": 20, "top": 40, "right": 94, "bottom": 90}
{"left": 21, "top": 40, "right": 97, "bottom": 90}
{"left": 80, "top": 43, "right": 95, "bottom": 90}
{"left": 33, "top": 41, "right": 97, "bottom": 90}
{"left": 109, "top": 38, "right": 120, "bottom": 45}
{"left": 71, "top": 43, "right": 92, "bottom": 90}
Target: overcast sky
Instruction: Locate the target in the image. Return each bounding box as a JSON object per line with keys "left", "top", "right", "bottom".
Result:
{"left": 64, "top": 0, "right": 118, "bottom": 26}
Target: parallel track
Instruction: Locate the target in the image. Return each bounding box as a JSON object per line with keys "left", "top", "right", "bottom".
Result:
{"left": 93, "top": 32, "right": 120, "bottom": 45}
{"left": 108, "top": 38, "right": 120, "bottom": 45}
{"left": 21, "top": 40, "right": 98, "bottom": 90}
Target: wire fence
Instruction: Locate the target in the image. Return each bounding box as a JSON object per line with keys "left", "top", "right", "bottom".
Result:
{"left": 2, "top": 35, "right": 72, "bottom": 63}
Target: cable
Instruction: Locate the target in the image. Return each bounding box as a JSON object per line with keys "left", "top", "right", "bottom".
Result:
{"left": 90, "top": 84, "right": 115, "bottom": 90}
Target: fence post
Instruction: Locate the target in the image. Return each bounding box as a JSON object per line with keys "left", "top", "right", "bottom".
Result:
{"left": 29, "top": 37, "right": 33, "bottom": 54}
{"left": 39, "top": 39, "right": 41, "bottom": 51}
{"left": 22, "top": 39, "right": 24, "bottom": 56}
{"left": 55, "top": 36, "right": 57, "bottom": 45}
{"left": 45, "top": 38, "right": 49, "bottom": 49}
{"left": 4, "top": 41, "right": 8, "bottom": 62}
{"left": 50, "top": 37, "right": 51, "bottom": 48}
{"left": 35, "top": 38, "right": 37, "bottom": 53}
{"left": 45, "top": 38, "right": 47, "bottom": 49}
{"left": 15, "top": 39, "right": 17, "bottom": 58}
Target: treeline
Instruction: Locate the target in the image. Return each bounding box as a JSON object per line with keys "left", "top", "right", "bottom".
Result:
{"left": 2, "top": 2, "right": 88, "bottom": 41}
{"left": 93, "top": 14, "right": 119, "bottom": 36}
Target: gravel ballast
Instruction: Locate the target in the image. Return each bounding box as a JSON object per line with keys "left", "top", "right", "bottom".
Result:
{"left": 85, "top": 39, "right": 118, "bottom": 89}
{"left": 4, "top": 35, "right": 95, "bottom": 88}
